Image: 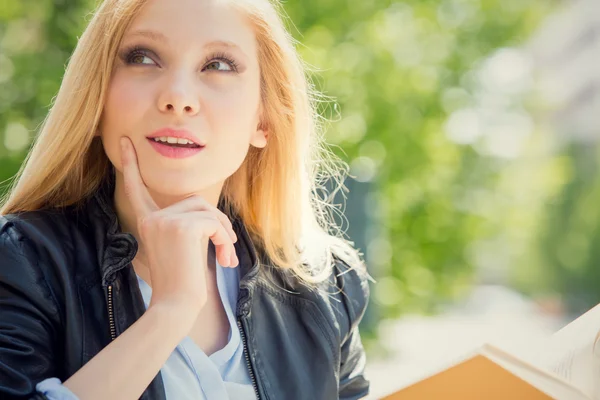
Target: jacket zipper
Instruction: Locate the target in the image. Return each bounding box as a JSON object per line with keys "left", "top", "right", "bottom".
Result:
{"left": 108, "top": 282, "right": 256, "bottom": 397}
{"left": 107, "top": 284, "right": 116, "bottom": 341}
{"left": 237, "top": 318, "right": 261, "bottom": 400}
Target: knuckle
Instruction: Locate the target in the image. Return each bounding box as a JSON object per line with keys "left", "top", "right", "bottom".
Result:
{"left": 205, "top": 217, "right": 222, "bottom": 234}
{"left": 200, "top": 218, "right": 215, "bottom": 233}
{"left": 221, "top": 212, "right": 233, "bottom": 226}
{"left": 154, "top": 215, "right": 169, "bottom": 231}
{"left": 207, "top": 213, "right": 219, "bottom": 222}
{"left": 189, "top": 194, "right": 207, "bottom": 207}
{"left": 162, "top": 217, "right": 179, "bottom": 231}
{"left": 200, "top": 213, "right": 217, "bottom": 225}
{"left": 218, "top": 212, "right": 231, "bottom": 225}
{"left": 138, "top": 216, "right": 151, "bottom": 232}
{"left": 173, "top": 223, "right": 187, "bottom": 237}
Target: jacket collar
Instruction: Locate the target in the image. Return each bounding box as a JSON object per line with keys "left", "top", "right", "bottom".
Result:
{"left": 85, "top": 171, "right": 261, "bottom": 291}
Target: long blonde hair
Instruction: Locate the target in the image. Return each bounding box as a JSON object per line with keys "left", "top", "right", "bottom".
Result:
{"left": 0, "top": 0, "right": 365, "bottom": 286}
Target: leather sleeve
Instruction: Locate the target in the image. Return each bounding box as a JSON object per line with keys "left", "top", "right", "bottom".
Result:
{"left": 339, "top": 325, "right": 369, "bottom": 400}
{"left": 335, "top": 257, "right": 371, "bottom": 400}
{"left": 0, "top": 222, "right": 62, "bottom": 400}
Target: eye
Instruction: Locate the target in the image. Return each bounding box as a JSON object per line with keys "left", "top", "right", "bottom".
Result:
{"left": 204, "top": 60, "right": 233, "bottom": 71}
{"left": 203, "top": 52, "right": 240, "bottom": 73}
{"left": 130, "top": 53, "right": 154, "bottom": 65}
{"left": 120, "top": 46, "right": 158, "bottom": 66}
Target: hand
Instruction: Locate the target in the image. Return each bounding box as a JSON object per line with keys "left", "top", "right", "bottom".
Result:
{"left": 120, "top": 136, "right": 238, "bottom": 315}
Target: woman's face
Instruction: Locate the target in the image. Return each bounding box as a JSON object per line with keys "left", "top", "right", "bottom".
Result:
{"left": 100, "top": 0, "right": 267, "bottom": 204}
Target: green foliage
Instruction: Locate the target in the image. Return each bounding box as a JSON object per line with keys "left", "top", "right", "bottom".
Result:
{"left": 530, "top": 143, "right": 600, "bottom": 315}
{"left": 0, "top": 0, "right": 559, "bottom": 328}
{"left": 282, "top": 0, "right": 553, "bottom": 318}
{"left": 0, "top": 0, "right": 94, "bottom": 172}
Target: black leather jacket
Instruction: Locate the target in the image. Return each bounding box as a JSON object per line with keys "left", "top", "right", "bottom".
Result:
{"left": 0, "top": 177, "right": 370, "bottom": 400}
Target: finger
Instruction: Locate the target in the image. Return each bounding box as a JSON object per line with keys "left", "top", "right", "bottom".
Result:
{"left": 215, "top": 244, "right": 238, "bottom": 268}
{"left": 209, "top": 210, "right": 237, "bottom": 244}
{"left": 217, "top": 212, "right": 237, "bottom": 244}
{"left": 162, "top": 196, "right": 237, "bottom": 242}
{"left": 202, "top": 219, "right": 237, "bottom": 267}
{"left": 120, "top": 137, "right": 158, "bottom": 218}
{"left": 217, "top": 242, "right": 239, "bottom": 268}
{"left": 211, "top": 231, "right": 237, "bottom": 268}
{"left": 176, "top": 214, "right": 236, "bottom": 266}
{"left": 231, "top": 246, "right": 239, "bottom": 267}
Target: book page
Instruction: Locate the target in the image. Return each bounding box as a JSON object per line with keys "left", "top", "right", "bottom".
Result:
{"left": 481, "top": 343, "right": 590, "bottom": 400}
{"left": 532, "top": 304, "right": 600, "bottom": 399}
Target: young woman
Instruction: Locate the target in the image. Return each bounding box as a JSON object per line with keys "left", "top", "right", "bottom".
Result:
{"left": 0, "top": 0, "right": 371, "bottom": 399}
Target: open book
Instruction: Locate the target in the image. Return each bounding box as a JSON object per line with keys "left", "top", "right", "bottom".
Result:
{"left": 380, "top": 303, "right": 600, "bottom": 400}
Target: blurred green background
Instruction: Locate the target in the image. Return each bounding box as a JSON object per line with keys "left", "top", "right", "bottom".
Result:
{"left": 2, "top": 0, "right": 599, "bottom": 356}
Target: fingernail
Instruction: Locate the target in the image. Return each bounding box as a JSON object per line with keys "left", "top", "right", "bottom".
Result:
{"left": 225, "top": 254, "right": 231, "bottom": 267}
{"left": 233, "top": 254, "right": 239, "bottom": 267}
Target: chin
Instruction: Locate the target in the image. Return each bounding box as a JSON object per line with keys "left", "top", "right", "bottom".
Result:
{"left": 146, "top": 175, "right": 199, "bottom": 196}
{"left": 143, "top": 170, "right": 221, "bottom": 199}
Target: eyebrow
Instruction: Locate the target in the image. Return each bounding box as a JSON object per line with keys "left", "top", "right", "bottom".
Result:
{"left": 126, "top": 30, "right": 248, "bottom": 59}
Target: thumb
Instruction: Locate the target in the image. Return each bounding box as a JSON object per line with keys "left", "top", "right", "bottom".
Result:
{"left": 121, "top": 137, "right": 157, "bottom": 217}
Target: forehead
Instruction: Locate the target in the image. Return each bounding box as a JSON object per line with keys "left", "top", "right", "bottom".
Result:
{"left": 126, "top": 0, "right": 257, "bottom": 57}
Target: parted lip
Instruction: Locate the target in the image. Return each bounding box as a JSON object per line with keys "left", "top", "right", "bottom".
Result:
{"left": 146, "top": 127, "right": 205, "bottom": 146}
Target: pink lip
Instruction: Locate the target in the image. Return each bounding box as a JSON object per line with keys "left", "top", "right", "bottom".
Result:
{"left": 147, "top": 128, "right": 205, "bottom": 159}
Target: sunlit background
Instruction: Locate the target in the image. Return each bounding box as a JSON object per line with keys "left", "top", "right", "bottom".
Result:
{"left": 1, "top": 0, "right": 599, "bottom": 397}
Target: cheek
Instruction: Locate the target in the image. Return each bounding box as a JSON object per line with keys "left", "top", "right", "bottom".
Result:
{"left": 104, "top": 74, "right": 151, "bottom": 127}
{"left": 101, "top": 74, "right": 152, "bottom": 169}
{"left": 219, "top": 83, "right": 262, "bottom": 170}
{"left": 212, "top": 82, "right": 260, "bottom": 140}
{"left": 213, "top": 96, "right": 257, "bottom": 158}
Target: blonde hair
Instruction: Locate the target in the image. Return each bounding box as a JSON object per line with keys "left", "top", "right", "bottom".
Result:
{"left": 0, "top": 0, "right": 365, "bottom": 286}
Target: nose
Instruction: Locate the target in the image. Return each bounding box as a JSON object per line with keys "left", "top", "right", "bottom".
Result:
{"left": 157, "top": 73, "right": 200, "bottom": 116}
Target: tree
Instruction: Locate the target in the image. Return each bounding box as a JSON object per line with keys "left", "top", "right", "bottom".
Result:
{"left": 0, "top": 1, "right": 555, "bottom": 336}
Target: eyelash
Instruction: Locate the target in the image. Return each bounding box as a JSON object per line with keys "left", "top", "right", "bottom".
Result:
{"left": 119, "top": 45, "right": 241, "bottom": 73}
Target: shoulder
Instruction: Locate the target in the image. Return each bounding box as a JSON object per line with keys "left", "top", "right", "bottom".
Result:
{"left": 256, "top": 234, "right": 371, "bottom": 340}
{"left": 0, "top": 206, "right": 88, "bottom": 292}
{"left": 0, "top": 206, "right": 84, "bottom": 258}
{"left": 286, "top": 249, "right": 371, "bottom": 345}
{"left": 310, "top": 235, "right": 371, "bottom": 325}
{"left": 319, "top": 250, "right": 371, "bottom": 343}
{"left": 1, "top": 209, "right": 65, "bottom": 255}
{"left": 330, "top": 252, "right": 371, "bottom": 329}
{"left": 1, "top": 207, "right": 78, "bottom": 243}
{"left": 276, "top": 242, "right": 372, "bottom": 341}
{"left": 0, "top": 210, "right": 75, "bottom": 318}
